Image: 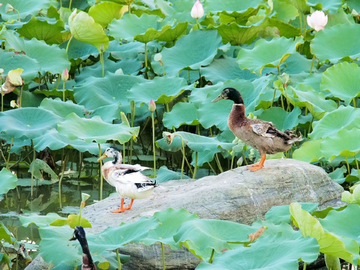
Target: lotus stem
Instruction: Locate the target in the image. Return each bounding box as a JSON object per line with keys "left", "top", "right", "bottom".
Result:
{"left": 193, "top": 152, "right": 198, "bottom": 179}
{"left": 208, "top": 249, "right": 215, "bottom": 263}
{"left": 354, "top": 155, "right": 360, "bottom": 181}
{"left": 6, "top": 138, "right": 13, "bottom": 170}
{"left": 1, "top": 85, "right": 3, "bottom": 112}
{"left": 62, "top": 80, "right": 66, "bottom": 102}
{"left": 69, "top": 0, "right": 72, "bottom": 9}
{"left": 116, "top": 249, "right": 122, "bottom": 270}
{"left": 59, "top": 154, "right": 67, "bottom": 209}
{"left": 214, "top": 153, "right": 223, "bottom": 173}
{"left": 299, "top": 12, "right": 303, "bottom": 36}
{"left": 277, "top": 65, "right": 281, "bottom": 75}
{"left": 353, "top": 98, "right": 357, "bottom": 108}
{"left": 310, "top": 55, "right": 315, "bottom": 74}
{"left": 144, "top": 43, "right": 149, "bottom": 79}
{"left": 271, "top": 88, "right": 276, "bottom": 107}
{"left": 151, "top": 111, "right": 156, "bottom": 177}
{"left": 231, "top": 152, "right": 235, "bottom": 170}
{"left": 100, "top": 50, "right": 105, "bottom": 78}
{"left": 66, "top": 36, "right": 73, "bottom": 54}
{"left": 303, "top": 262, "right": 307, "bottom": 270}
{"left": 345, "top": 157, "right": 350, "bottom": 176}
{"left": 207, "top": 162, "right": 217, "bottom": 175}
{"left": 30, "top": 139, "right": 36, "bottom": 198}
{"left": 128, "top": 4, "right": 131, "bottom": 14}
{"left": 98, "top": 143, "right": 103, "bottom": 200}
{"left": 19, "top": 84, "right": 23, "bottom": 107}
{"left": 180, "top": 135, "right": 185, "bottom": 179}
{"left": 161, "top": 242, "right": 165, "bottom": 270}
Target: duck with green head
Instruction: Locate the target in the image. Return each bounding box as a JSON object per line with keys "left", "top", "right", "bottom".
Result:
{"left": 212, "top": 87, "right": 302, "bottom": 171}
{"left": 70, "top": 226, "right": 96, "bottom": 270}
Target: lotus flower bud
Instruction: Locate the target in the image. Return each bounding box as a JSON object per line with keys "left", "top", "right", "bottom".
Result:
{"left": 191, "top": 0, "right": 204, "bottom": 19}
{"left": 148, "top": 99, "right": 156, "bottom": 112}
{"left": 6, "top": 4, "right": 14, "bottom": 13}
{"left": 307, "top": 10, "right": 328, "bottom": 31}
{"left": 61, "top": 68, "right": 69, "bottom": 82}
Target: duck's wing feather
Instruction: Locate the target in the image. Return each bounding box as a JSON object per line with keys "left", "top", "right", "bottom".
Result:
{"left": 118, "top": 164, "right": 150, "bottom": 171}
{"left": 110, "top": 169, "right": 155, "bottom": 185}
{"left": 250, "top": 122, "right": 276, "bottom": 138}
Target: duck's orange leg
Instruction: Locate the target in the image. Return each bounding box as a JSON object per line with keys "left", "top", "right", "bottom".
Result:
{"left": 247, "top": 154, "right": 266, "bottom": 172}
{"left": 111, "top": 198, "right": 135, "bottom": 213}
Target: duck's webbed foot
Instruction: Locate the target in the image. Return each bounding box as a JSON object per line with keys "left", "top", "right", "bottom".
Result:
{"left": 247, "top": 154, "right": 266, "bottom": 172}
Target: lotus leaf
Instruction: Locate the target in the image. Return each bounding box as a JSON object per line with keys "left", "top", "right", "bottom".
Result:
{"left": 127, "top": 76, "right": 187, "bottom": 105}
{"left": 320, "top": 62, "right": 360, "bottom": 105}
{"left": 0, "top": 107, "right": 61, "bottom": 139}
{"left": 328, "top": 166, "right": 346, "bottom": 184}
{"left": 29, "top": 158, "right": 58, "bottom": 181}
{"left": 33, "top": 129, "right": 108, "bottom": 154}
{"left": 156, "top": 165, "right": 190, "bottom": 182}
{"left": 173, "top": 219, "right": 255, "bottom": 261}
{"left": 160, "top": 30, "right": 230, "bottom": 76}
{"left": 311, "top": 24, "right": 360, "bottom": 63}
{"left": 320, "top": 128, "right": 360, "bottom": 161}
{"left": 57, "top": 113, "right": 139, "bottom": 144}
{"left": 68, "top": 9, "right": 109, "bottom": 52}
{"left": 163, "top": 102, "right": 199, "bottom": 128}
{"left": 108, "top": 13, "right": 161, "bottom": 41}
{"left": 217, "top": 22, "right": 264, "bottom": 46}
{"left": 237, "top": 36, "right": 302, "bottom": 75}
{"left": 257, "top": 107, "right": 300, "bottom": 131}
{"left": 292, "top": 140, "right": 323, "bottom": 163}
{"left": 286, "top": 84, "right": 337, "bottom": 120}
{"left": 272, "top": 0, "right": 298, "bottom": 22}
{"left": 347, "top": 0, "right": 360, "bottom": 13}
{"left": 65, "top": 37, "right": 99, "bottom": 61}
{"left": 196, "top": 232, "right": 318, "bottom": 270}
{"left": 307, "top": 0, "right": 342, "bottom": 12}
{"left": 0, "top": 168, "right": 17, "bottom": 195}
{"left": 3, "top": 31, "right": 70, "bottom": 75}
{"left": 0, "top": 223, "right": 14, "bottom": 244}
{"left": 88, "top": 1, "right": 128, "bottom": 28}
{"left": 265, "top": 203, "right": 318, "bottom": 224}
{"left": 200, "top": 56, "right": 257, "bottom": 84}
{"left": 310, "top": 106, "right": 360, "bottom": 140}
{"left": 0, "top": 0, "right": 56, "bottom": 21}
{"left": 204, "top": 0, "right": 263, "bottom": 13}
{"left": 50, "top": 214, "right": 92, "bottom": 228}
{"left": 19, "top": 212, "right": 63, "bottom": 227}
{"left": 290, "top": 202, "right": 355, "bottom": 263}
{"left": 141, "top": 208, "right": 198, "bottom": 248}
{"left": 17, "top": 16, "right": 69, "bottom": 45}
{"left": 39, "top": 98, "right": 86, "bottom": 119}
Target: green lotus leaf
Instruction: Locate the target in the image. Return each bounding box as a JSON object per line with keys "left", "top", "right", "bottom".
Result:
{"left": 68, "top": 9, "right": 109, "bottom": 52}
{"left": 347, "top": 0, "right": 360, "bottom": 13}
{"left": 216, "top": 22, "right": 262, "bottom": 46}
{"left": 109, "top": 40, "right": 145, "bottom": 60}
{"left": 40, "top": 98, "right": 86, "bottom": 119}
{"left": 0, "top": 223, "right": 15, "bottom": 244}
{"left": 290, "top": 202, "right": 354, "bottom": 263}
{"left": 311, "top": 24, "right": 360, "bottom": 63}
{"left": 33, "top": 129, "right": 107, "bottom": 154}
{"left": 29, "top": 158, "right": 58, "bottom": 182}
{"left": 0, "top": 0, "right": 56, "bottom": 21}
{"left": 0, "top": 50, "right": 39, "bottom": 82}
{"left": 218, "top": 5, "right": 260, "bottom": 25}
{"left": 200, "top": 56, "right": 257, "bottom": 84}
{"left": 19, "top": 212, "right": 63, "bottom": 227}
{"left": 108, "top": 13, "right": 161, "bottom": 41}
{"left": 173, "top": 219, "right": 255, "bottom": 261}
{"left": 328, "top": 166, "right": 346, "bottom": 184}
{"left": 0, "top": 168, "right": 17, "bottom": 195}
{"left": 257, "top": 107, "right": 300, "bottom": 131}
{"left": 3, "top": 31, "right": 70, "bottom": 75}
{"left": 237, "top": 36, "right": 302, "bottom": 76}
{"left": 310, "top": 106, "right": 360, "bottom": 140}
{"left": 156, "top": 22, "right": 188, "bottom": 45}
{"left": 272, "top": 0, "right": 298, "bottom": 22}
{"left": 57, "top": 113, "right": 139, "bottom": 144}
{"left": 160, "top": 30, "right": 229, "bottom": 76}
{"left": 0, "top": 107, "right": 61, "bottom": 139}
{"left": 88, "top": 1, "right": 128, "bottom": 28}
{"left": 293, "top": 139, "right": 323, "bottom": 163}
{"left": 307, "top": 0, "right": 342, "bottom": 12}
{"left": 74, "top": 73, "right": 145, "bottom": 110}
{"left": 141, "top": 208, "right": 198, "bottom": 248}
{"left": 156, "top": 136, "right": 183, "bottom": 152}
{"left": 204, "top": 0, "right": 263, "bottom": 13}
{"left": 156, "top": 165, "right": 190, "bottom": 182}
{"left": 320, "top": 62, "right": 360, "bottom": 105}
{"left": 64, "top": 37, "right": 99, "bottom": 61}
{"left": 127, "top": 76, "right": 187, "bottom": 105}
{"left": 17, "top": 16, "right": 69, "bottom": 45}
{"left": 163, "top": 102, "right": 199, "bottom": 129}
{"left": 266, "top": 203, "right": 319, "bottom": 224}
{"left": 50, "top": 214, "right": 92, "bottom": 228}
{"left": 39, "top": 226, "right": 83, "bottom": 267}
{"left": 196, "top": 232, "right": 318, "bottom": 270}
{"left": 285, "top": 85, "right": 337, "bottom": 120}
{"left": 320, "top": 128, "right": 360, "bottom": 161}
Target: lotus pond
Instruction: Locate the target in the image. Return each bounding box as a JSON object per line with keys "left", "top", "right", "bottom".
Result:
{"left": 1, "top": 0, "right": 360, "bottom": 269}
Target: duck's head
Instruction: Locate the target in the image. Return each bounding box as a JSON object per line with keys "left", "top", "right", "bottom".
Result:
{"left": 212, "top": 87, "right": 244, "bottom": 105}
{"left": 97, "top": 147, "right": 122, "bottom": 164}
{"left": 70, "top": 226, "right": 86, "bottom": 243}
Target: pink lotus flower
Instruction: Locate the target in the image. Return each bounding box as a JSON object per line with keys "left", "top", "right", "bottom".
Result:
{"left": 148, "top": 99, "right": 156, "bottom": 112}
{"left": 61, "top": 68, "right": 69, "bottom": 82}
{"left": 307, "top": 11, "right": 328, "bottom": 31}
{"left": 191, "top": 0, "right": 204, "bottom": 19}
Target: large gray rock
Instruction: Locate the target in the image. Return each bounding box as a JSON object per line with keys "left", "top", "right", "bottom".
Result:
{"left": 26, "top": 159, "right": 344, "bottom": 270}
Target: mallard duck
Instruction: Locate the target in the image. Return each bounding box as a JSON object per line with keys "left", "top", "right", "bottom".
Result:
{"left": 98, "top": 147, "right": 157, "bottom": 213}
{"left": 70, "top": 226, "right": 97, "bottom": 270}
{"left": 212, "top": 87, "right": 302, "bottom": 172}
